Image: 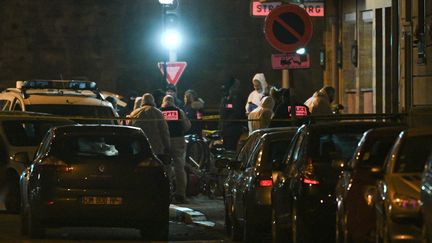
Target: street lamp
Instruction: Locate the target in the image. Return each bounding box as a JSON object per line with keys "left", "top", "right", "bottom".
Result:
{"left": 158, "top": 0, "right": 174, "bottom": 4}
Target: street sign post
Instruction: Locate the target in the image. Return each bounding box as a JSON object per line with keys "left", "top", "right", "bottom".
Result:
{"left": 272, "top": 53, "right": 310, "bottom": 69}
{"left": 264, "top": 4, "right": 313, "bottom": 53}
{"left": 157, "top": 61, "right": 187, "bottom": 85}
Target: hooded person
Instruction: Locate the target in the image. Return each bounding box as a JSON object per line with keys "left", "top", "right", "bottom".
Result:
{"left": 160, "top": 95, "right": 191, "bottom": 203}
{"left": 304, "top": 86, "right": 335, "bottom": 116}
{"left": 245, "top": 73, "right": 268, "bottom": 115}
{"left": 248, "top": 96, "right": 275, "bottom": 134}
{"left": 129, "top": 93, "right": 170, "bottom": 158}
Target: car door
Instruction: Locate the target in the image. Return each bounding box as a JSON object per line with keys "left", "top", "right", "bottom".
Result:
{"left": 234, "top": 141, "right": 263, "bottom": 221}
{"left": 273, "top": 130, "right": 305, "bottom": 228}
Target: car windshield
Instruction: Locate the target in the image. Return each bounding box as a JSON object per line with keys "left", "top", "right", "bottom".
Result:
{"left": 53, "top": 134, "right": 152, "bottom": 159}
{"left": 357, "top": 136, "right": 398, "bottom": 168}
{"left": 26, "top": 105, "right": 115, "bottom": 124}
{"left": 394, "top": 135, "right": 432, "bottom": 173}
{"left": 309, "top": 132, "right": 364, "bottom": 163}
{"left": 2, "top": 120, "right": 72, "bottom": 146}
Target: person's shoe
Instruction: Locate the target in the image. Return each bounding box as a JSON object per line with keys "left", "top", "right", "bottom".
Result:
{"left": 173, "top": 195, "right": 188, "bottom": 204}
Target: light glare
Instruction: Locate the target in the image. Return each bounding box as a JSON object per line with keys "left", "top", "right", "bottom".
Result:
{"left": 159, "top": 0, "right": 174, "bottom": 4}
{"left": 162, "top": 29, "right": 181, "bottom": 49}
{"left": 296, "top": 48, "right": 306, "bottom": 55}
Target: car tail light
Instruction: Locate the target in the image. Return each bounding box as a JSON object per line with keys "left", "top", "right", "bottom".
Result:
{"left": 39, "top": 156, "right": 74, "bottom": 173}
{"left": 303, "top": 178, "right": 320, "bottom": 185}
{"left": 258, "top": 179, "right": 273, "bottom": 187}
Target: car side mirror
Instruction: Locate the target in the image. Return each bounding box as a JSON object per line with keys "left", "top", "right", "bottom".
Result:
{"left": 227, "top": 159, "right": 241, "bottom": 171}
{"left": 13, "top": 152, "right": 30, "bottom": 164}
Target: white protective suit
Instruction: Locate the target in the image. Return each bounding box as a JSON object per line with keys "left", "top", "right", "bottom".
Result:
{"left": 248, "top": 96, "right": 275, "bottom": 135}
{"left": 245, "top": 73, "right": 268, "bottom": 114}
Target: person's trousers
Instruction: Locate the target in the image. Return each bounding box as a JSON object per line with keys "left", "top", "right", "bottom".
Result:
{"left": 169, "top": 136, "right": 187, "bottom": 198}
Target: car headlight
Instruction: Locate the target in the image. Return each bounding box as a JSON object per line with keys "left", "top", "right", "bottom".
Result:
{"left": 392, "top": 194, "right": 420, "bottom": 209}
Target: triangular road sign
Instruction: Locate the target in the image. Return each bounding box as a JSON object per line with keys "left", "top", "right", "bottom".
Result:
{"left": 158, "top": 61, "right": 187, "bottom": 85}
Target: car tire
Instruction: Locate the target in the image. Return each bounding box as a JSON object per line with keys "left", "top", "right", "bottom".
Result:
{"left": 224, "top": 204, "right": 232, "bottom": 235}
{"left": 272, "top": 208, "right": 287, "bottom": 243}
{"left": 243, "top": 208, "right": 259, "bottom": 243}
{"left": 230, "top": 203, "right": 242, "bottom": 241}
{"left": 5, "top": 175, "right": 20, "bottom": 214}
{"left": 20, "top": 207, "right": 29, "bottom": 235}
{"left": 28, "top": 208, "right": 45, "bottom": 239}
{"left": 139, "top": 209, "right": 169, "bottom": 241}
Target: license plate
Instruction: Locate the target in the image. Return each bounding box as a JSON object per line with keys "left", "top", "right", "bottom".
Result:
{"left": 81, "top": 196, "right": 123, "bottom": 205}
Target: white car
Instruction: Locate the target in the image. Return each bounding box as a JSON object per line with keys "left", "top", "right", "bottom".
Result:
{"left": 0, "top": 80, "right": 118, "bottom": 124}
{"left": 0, "top": 111, "right": 75, "bottom": 213}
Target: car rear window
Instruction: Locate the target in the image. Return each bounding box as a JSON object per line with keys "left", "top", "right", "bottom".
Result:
{"left": 309, "top": 132, "right": 364, "bottom": 163}
{"left": 394, "top": 135, "right": 432, "bottom": 173}
{"left": 53, "top": 134, "right": 152, "bottom": 159}
{"left": 268, "top": 139, "right": 291, "bottom": 165}
{"left": 2, "top": 120, "right": 72, "bottom": 146}
{"left": 358, "top": 136, "right": 399, "bottom": 167}
{"left": 26, "top": 105, "right": 115, "bottom": 124}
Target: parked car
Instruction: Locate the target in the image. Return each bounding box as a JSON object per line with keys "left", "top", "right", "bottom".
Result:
{"left": 0, "top": 80, "right": 118, "bottom": 124}
{"left": 271, "top": 121, "right": 397, "bottom": 243}
{"left": 335, "top": 126, "right": 406, "bottom": 243}
{"left": 0, "top": 111, "right": 75, "bottom": 213}
{"left": 19, "top": 125, "right": 170, "bottom": 240}
{"left": 421, "top": 152, "right": 432, "bottom": 242}
{"left": 375, "top": 127, "right": 432, "bottom": 242}
{"left": 223, "top": 127, "right": 297, "bottom": 242}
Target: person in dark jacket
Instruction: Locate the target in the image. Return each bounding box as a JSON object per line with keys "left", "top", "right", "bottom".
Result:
{"left": 270, "top": 88, "right": 309, "bottom": 127}
{"left": 183, "top": 89, "right": 205, "bottom": 136}
{"left": 219, "top": 78, "right": 246, "bottom": 151}
{"left": 166, "top": 84, "right": 184, "bottom": 109}
{"left": 161, "top": 95, "right": 191, "bottom": 203}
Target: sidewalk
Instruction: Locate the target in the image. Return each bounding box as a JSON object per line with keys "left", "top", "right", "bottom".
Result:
{"left": 169, "top": 194, "right": 225, "bottom": 229}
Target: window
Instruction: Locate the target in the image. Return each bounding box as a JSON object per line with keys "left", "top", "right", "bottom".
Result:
{"left": 394, "top": 135, "right": 432, "bottom": 173}
{"left": 53, "top": 134, "right": 152, "bottom": 160}
{"left": 268, "top": 139, "right": 291, "bottom": 169}
{"left": 358, "top": 136, "right": 398, "bottom": 168}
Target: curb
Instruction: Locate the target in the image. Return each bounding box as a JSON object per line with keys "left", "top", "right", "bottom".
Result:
{"left": 169, "top": 204, "right": 216, "bottom": 228}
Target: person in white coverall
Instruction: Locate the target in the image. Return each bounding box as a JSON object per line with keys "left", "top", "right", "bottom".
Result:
{"left": 245, "top": 73, "right": 268, "bottom": 115}
{"left": 248, "top": 96, "right": 275, "bottom": 135}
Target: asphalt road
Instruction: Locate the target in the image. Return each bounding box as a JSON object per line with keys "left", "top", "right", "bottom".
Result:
{"left": 0, "top": 195, "right": 230, "bottom": 242}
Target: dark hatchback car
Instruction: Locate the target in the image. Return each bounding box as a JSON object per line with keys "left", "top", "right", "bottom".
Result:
{"left": 271, "top": 122, "right": 397, "bottom": 243}
{"left": 19, "top": 125, "right": 170, "bottom": 240}
{"left": 421, "top": 151, "right": 432, "bottom": 242}
{"left": 334, "top": 126, "right": 405, "bottom": 243}
{"left": 375, "top": 128, "right": 432, "bottom": 242}
{"left": 223, "top": 127, "right": 297, "bottom": 242}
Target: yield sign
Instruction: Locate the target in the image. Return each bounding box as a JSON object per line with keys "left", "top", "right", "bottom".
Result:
{"left": 157, "top": 61, "right": 187, "bottom": 85}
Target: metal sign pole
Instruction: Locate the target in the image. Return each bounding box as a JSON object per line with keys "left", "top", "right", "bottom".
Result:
{"left": 282, "top": 69, "right": 289, "bottom": 88}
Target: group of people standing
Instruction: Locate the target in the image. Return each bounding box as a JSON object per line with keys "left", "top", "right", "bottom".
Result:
{"left": 219, "top": 72, "right": 336, "bottom": 151}
{"left": 127, "top": 84, "right": 204, "bottom": 204}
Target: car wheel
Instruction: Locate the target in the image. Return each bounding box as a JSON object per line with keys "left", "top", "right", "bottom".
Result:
{"left": 139, "top": 209, "right": 169, "bottom": 241}
{"left": 224, "top": 204, "right": 232, "bottom": 235}
{"left": 20, "top": 207, "right": 29, "bottom": 235}
{"left": 243, "top": 208, "right": 259, "bottom": 242}
{"left": 272, "top": 208, "right": 287, "bottom": 243}
{"left": 5, "top": 176, "right": 20, "bottom": 214}
{"left": 28, "top": 208, "right": 45, "bottom": 239}
{"left": 230, "top": 203, "right": 242, "bottom": 241}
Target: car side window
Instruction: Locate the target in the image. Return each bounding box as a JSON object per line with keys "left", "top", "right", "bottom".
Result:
{"left": 34, "top": 130, "right": 53, "bottom": 161}
{"left": 282, "top": 133, "right": 299, "bottom": 167}
{"left": 1, "top": 100, "right": 11, "bottom": 110}
{"left": 12, "top": 99, "right": 23, "bottom": 111}
{"left": 245, "top": 141, "right": 263, "bottom": 169}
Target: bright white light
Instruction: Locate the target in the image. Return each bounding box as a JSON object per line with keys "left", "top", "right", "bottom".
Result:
{"left": 159, "top": 0, "right": 174, "bottom": 4}
{"left": 296, "top": 48, "right": 306, "bottom": 55}
{"left": 162, "top": 29, "right": 181, "bottom": 49}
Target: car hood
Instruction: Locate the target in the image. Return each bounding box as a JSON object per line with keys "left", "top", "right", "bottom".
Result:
{"left": 388, "top": 173, "right": 422, "bottom": 200}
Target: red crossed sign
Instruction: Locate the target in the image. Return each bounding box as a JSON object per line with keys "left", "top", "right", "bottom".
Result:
{"left": 264, "top": 4, "right": 313, "bottom": 53}
{"left": 158, "top": 61, "right": 187, "bottom": 85}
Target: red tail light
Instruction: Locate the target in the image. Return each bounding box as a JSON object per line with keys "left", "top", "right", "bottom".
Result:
{"left": 303, "top": 178, "right": 320, "bottom": 185}
{"left": 259, "top": 179, "right": 273, "bottom": 187}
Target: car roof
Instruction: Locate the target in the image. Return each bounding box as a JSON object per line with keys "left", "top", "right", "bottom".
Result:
{"left": 52, "top": 124, "right": 143, "bottom": 136}
{"left": 250, "top": 126, "right": 298, "bottom": 136}
{"left": 363, "top": 125, "right": 407, "bottom": 137}
{"left": 261, "top": 129, "right": 297, "bottom": 141}
{"left": 402, "top": 127, "right": 432, "bottom": 137}
{"left": 0, "top": 111, "right": 75, "bottom": 122}
{"left": 21, "top": 94, "right": 111, "bottom": 106}
{"left": 303, "top": 121, "right": 400, "bottom": 133}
